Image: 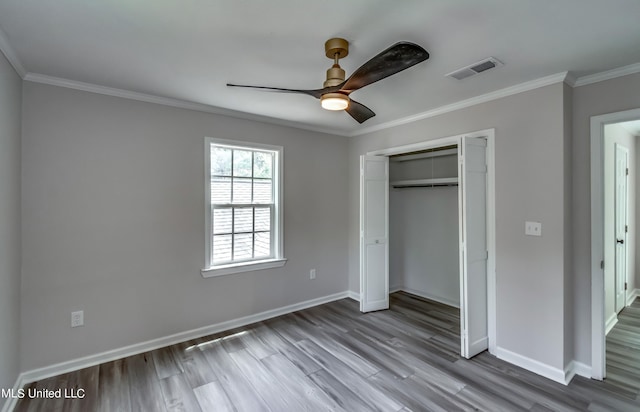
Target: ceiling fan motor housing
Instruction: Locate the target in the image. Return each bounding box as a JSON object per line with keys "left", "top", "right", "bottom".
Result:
{"left": 324, "top": 64, "right": 345, "bottom": 87}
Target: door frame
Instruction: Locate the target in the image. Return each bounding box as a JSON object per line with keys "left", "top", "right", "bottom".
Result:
{"left": 590, "top": 107, "right": 640, "bottom": 380}
{"left": 366, "top": 128, "right": 497, "bottom": 354}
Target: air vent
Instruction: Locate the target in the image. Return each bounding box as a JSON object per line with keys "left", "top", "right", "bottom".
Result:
{"left": 446, "top": 57, "right": 503, "bottom": 80}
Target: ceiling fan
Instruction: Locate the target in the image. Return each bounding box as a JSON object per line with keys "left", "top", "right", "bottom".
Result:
{"left": 227, "top": 38, "right": 429, "bottom": 124}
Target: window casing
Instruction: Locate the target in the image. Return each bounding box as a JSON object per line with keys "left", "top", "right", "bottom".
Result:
{"left": 203, "top": 138, "right": 285, "bottom": 277}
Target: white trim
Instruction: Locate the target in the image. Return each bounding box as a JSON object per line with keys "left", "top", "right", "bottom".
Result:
{"left": 23, "top": 73, "right": 346, "bottom": 137}
{"left": 350, "top": 72, "right": 571, "bottom": 137}
{"left": 347, "top": 290, "right": 360, "bottom": 301}
{"left": 574, "top": 62, "right": 640, "bottom": 87}
{"left": 605, "top": 313, "right": 618, "bottom": 335}
{"left": 1, "top": 374, "right": 26, "bottom": 412}
{"left": 495, "top": 346, "right": 567, "bottom": 385}
{"left": 202, "top": 258, "right": 287, "bottom": 277}
{"left": 22, "top": 71, "right": 570, "bottom": 139}
{"left": 590, "top": 107, "right": 640, "bottom": 380}
{"left": 0, "top": 27, "right": 26, "bottom": 78}
{"left": 399, "top": 287, "right": 460, "bottom": 308}
{"left": 14, "top": 60, "right": 640, "bottom": 140}
{"left": 203, "top": 138, "right": 284, "bottom": 273}
{"left": 367, "top": 134, "right": 462, "bottom": 157}
{"left": 389, "top": 285, "right": 402, "bottom": 294}
{"left": 564, "top": 361, "right": 592, "bottom": 384}
{"left": 627, "top": 288, "right": 640, "bottom": 306}
{"left": 19, "top": 291, "right": 350, "bottom": 385}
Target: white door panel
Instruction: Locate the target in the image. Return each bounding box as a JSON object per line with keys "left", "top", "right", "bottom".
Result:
{"left": 614, "top": 144, "right": 628, "bottom": 313}
{"left": 360, "top": 155, "right": 389, "bottom": 313}
{"left": 460, "top": 136, "right": 488, "bottom": 358}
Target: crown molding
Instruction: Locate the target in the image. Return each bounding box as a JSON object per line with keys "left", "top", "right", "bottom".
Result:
{"left": 20, "top": 60, "right": 640, "bottom": 140}
{"left": 573, "top": 62, "right": 640, "bottom": 87}
{"left": 0, "top": 26, "right": 26, "bottom": 78}
{"left": 349, "top": 72, "right": 570, "bottom": 137}
{"left": 23, "top": 73, "right": 349, "bottom": 137}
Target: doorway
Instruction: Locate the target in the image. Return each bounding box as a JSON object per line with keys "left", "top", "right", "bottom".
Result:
{"left": 591, "top": 109, "right": 640, "bottom": 380}
{"left": 359, "top": 129, "right": 496, "bottom": 358}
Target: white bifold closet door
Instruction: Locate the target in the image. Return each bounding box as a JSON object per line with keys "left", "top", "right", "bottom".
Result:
{"left": 459, "top": 136, "right": 488, "bottom": 358}
{"left": 359, "top": 155, "right": 389, "bottom": 312}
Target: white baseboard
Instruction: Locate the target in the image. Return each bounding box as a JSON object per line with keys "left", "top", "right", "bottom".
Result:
{"left": 495, "top": 346, "right": 567, "bottom": 385}
{"left": 605, "top": 312, "right": 618, "bottom": 335}
{"left": 564, "top": 360, "right": 591, "bottom": 384}
{"left": 389, "top": 285, "right": 402, "bottom": 294}
{"left": 347, "top": 287, "right": 459, "bottom": 309}
{"left": 1, "top": 374, "right": 25, "bottom": 412}
{"left": 627, "top": 288, "right": 639, "bottom": 306}
{"left": 400, "top": 287, "right": 460, "bottom": 308}
{"left": 19, "top": 291, "right": 350, "bottom": 385}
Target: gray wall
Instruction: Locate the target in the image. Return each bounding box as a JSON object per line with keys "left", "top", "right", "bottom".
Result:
{"left": 572, "top": 72, "right": 640, "bottom": 365}
{"left": 389, "top": 155, "right": 460, "bottom": 306}
{"left": 348, "top": 83, "right": 572, "bottom": 370}
{"left": 20, "top": 82, "right": 349, "bottom": 371}
{"left": 0, "top": 51, "right": 22, "bottom": 404}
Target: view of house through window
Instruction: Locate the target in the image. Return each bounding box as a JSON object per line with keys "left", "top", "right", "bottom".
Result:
{"left": 208, "top": 141, "right": 279, "bottom": 266}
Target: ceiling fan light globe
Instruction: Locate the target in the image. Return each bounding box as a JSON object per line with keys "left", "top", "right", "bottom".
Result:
{"left": 321, "top": 93, "right": 349, "bottom": 111}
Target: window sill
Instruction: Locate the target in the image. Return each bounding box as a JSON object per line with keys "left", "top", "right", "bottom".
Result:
{"left": 201, "top": 258, "right": 287, "bottom": 278}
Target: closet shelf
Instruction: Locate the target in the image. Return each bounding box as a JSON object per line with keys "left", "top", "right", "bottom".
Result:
{"left": 391, "top": 177, "right": 458, "bottom": 188}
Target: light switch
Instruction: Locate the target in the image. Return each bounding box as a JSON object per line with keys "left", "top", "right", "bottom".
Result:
{"left": 525, "top": 221, "right": 542, "bottom": 236}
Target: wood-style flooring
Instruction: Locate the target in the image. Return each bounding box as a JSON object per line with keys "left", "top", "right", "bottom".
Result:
{"left": 14, "top": 293, "right": 640, "bottom": 411}
{"left": 605, "top": 296, "right": 640, "bottom": 400}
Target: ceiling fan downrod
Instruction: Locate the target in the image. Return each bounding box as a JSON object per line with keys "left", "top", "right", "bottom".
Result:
{"left": 323, "top": 38, "right": 349, "bottom": 88}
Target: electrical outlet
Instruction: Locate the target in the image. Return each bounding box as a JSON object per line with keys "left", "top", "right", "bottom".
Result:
{"left": 525, "top": 221, "right": 542, "bottom": 237}
{"left": 71, "top": 310, "right": 84, "bottom": 328}
{"left": 310, "top": 269, "right": 316, "bottom": 280}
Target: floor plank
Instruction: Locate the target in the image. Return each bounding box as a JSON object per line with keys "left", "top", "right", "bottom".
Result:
{"left": 13, "top": 293, "right": 640, "bottom": 411}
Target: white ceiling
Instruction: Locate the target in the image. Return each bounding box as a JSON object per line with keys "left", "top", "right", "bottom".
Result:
{"left": 619, "top": 120, "right": 640, "bottom": 136}
{"left": 1, "top": 0, "right": 640, "bottom": 135}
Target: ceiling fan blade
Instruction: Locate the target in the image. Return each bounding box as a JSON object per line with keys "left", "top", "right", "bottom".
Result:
{"left": 346, "top": 99, "right": 375, "bottom": 124}
{"left": 227, "top": 83, "right": 340, "bottom": 99}
{"left": 340, "top": 42, "right": 429, "bottom": 93}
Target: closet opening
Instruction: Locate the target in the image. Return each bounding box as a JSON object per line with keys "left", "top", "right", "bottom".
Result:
{"left": 359, "top": 130, "right": 496, "bottom": 359}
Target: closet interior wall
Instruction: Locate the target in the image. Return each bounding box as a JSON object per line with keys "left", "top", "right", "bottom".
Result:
{"left": 389, "top": 151, "right": 460, "bottom": 307}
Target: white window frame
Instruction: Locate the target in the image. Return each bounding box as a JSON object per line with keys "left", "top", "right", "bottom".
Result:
{"left": 202, "top": 137, "right": 286, "bottom": 277}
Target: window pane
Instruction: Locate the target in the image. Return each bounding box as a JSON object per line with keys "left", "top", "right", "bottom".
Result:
{"left": 211, "top": 147, "right": 232, "bottom": 176}
{"left": 213, "top": 209, "right": 232, "bottom": 234}
{"left": 234, "top": 233, "right": 253, "bottom": 260}
{"left": 211, "top": 177, "right": 231, "bottom": 203}
{"left": 253, "top": 179, "right": 272, "bottom": 203}
{"left": 233, "top": 150, "right": 252, "bottom": 177}
{"left": 232, "top": 178, "right": 252, "bottom": 203}
{"left": 254, "top": 152, "right": 273, "bottom": 178}
{"left": 254, "top": 208, "right": 270, "bottom": 231}
{"left": 234, "top": 208, "right": 253, "bottom": 233}
{"left": 213, "top": 235, "right": 232, "bottom": 262}
{"left": 254, "top": 232, "right": 271, "bottom": 257}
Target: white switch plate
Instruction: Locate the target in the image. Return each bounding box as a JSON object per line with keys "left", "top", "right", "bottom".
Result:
{"left": 71, "top": 310, "right": 84, "bottom": 327}
{"left": 310, "top": 269, "right": 316, "bottom": 280}
{"left": 525, "top": 221, "right": 542, "bottom": 236}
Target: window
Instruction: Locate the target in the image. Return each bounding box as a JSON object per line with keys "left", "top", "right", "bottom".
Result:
{"left": 203, "top": 138, "right": 285, "bottom": 277}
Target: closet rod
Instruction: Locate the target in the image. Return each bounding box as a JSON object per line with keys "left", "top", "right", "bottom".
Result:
{"left": 390, "top": 177, "right": 458, "bottom": 188}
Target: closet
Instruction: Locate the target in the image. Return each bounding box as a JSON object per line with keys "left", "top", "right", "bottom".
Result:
{"left": 360, "top": 132, "right": 492, "bottom": 359}
{"left": 389, "top": 145, "right": 460, "bottom": 307}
